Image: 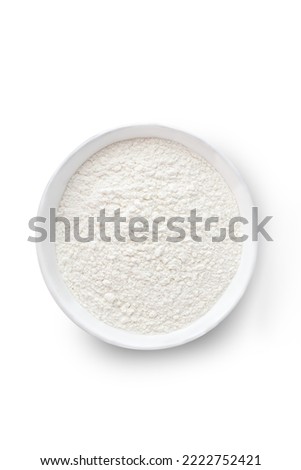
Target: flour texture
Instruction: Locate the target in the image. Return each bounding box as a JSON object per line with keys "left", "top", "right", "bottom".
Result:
{"left": 56, "top": 138, "right": 241, "bottom": 334}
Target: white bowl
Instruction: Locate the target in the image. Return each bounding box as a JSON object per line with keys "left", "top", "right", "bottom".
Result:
{"left": 37, "top": 125, "right": 257, "bottom": 350}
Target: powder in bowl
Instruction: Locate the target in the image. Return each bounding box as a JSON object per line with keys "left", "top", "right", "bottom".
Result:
{"left": 55, "top": 137, "right": 242, "bottom": 334}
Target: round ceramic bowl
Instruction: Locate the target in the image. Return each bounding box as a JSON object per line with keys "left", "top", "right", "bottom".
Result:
{"left": 37, "top": 125, "right": 256, "bottom": 350}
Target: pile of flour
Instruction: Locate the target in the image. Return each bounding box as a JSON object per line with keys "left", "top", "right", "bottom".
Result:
{"left": 55, "top": 138, "right": 241, "bottom": 334}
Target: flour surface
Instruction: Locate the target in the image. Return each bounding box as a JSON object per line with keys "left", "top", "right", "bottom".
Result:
{"left": 56, "top": 138, "right": 241, "bottom": 334}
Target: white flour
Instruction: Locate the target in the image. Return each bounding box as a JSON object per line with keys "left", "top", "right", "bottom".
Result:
{"left": 56, "top": 138, "right": 241, "bottom": 334}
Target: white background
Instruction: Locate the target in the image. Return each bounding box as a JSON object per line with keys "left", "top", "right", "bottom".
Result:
{"left": 1, "top": 1, "right": 300, "bottom": 469}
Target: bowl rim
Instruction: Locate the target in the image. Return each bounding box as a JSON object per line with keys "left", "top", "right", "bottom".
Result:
{"left": 36, "top": 124, "right": 257, "bottom": 350}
